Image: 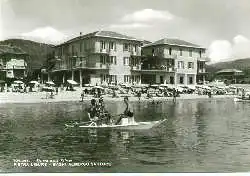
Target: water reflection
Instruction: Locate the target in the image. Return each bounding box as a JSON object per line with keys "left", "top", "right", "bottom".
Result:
{"left": 1, "top": 99, "right": 250, "bottom": 172}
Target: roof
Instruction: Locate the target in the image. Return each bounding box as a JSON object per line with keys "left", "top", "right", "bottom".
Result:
{"left": 217, "top": 69, "right": 243, "bottom": 74}
{"left": 59, "top": 31, "right": 142, "bottom": 46}
{"left": 143, "top": 38, "right": 205, "bottom": 49}
{"left": 0, "top": 45, "right": 26, "bottom": 55}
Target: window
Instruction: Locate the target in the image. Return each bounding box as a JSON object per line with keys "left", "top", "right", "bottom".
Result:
{"left": 100, "top": 41, "right": 105, "bottom": 49}
{"left": 152, "top": 48, "right": 155, "bottom": 55}
{"left": 80, "top": 42, "right": 82, "bottom": 52}
{"left": 124, "top": 43, "right": 129, "bottom": 51}
{"left": 178, "top": 61, "right": 184, "bottom": 69}
{"left": 199, "top": 50, "right": 202, "bottom": 58}
{"left": 124, "top": 75, "right": 130, "bottom": 83}
{"left": 188, "top": 62, "right": 194, "bottom": 69}
{"left": 189, "top": 49, "right": 192, "bottom": 57}
{"left": 179, "top": 76, "right": 184, "bottom": 84}
{"left": 110, "top": 75, "right": 117, "bottom": 83}
{"left": 109, "top": 42, "right": 115, "bottom": 50}
{"left": 123, "top": 57, "right": 130, "bottom": 66}
{"left": 160, "top": 76, "right": 164, "bottom": 84}
{"left": 71, "top": 45, "right": 75, "bottom": 55}
{"left": 109, "top": 56, "right": 117, "bottom": 65}
{"left": 180, "top": 49, "right": 182, "bottom": 56}
{"left": 101, "top": 74, "right": 109, "bottom": 82}
{"left": 169, "top": 48, "right": 172, "bottom": 55}
{"left": 100, "top": 55, "right": 106, "bottom": 64}
{"left": 189, "top": 76, "right": 193, "bottom": 84}
{"left": 170, "top": 76, "right": 174, "bottom": 84}
{"left": 134, "top": 45, "right": 138, "bottom": 52}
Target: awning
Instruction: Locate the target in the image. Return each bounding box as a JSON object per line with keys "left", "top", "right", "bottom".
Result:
{"left": 67, "top": 80, "right": 78, "bottom": 85}
{"left": 94, "top": 86, "right": 104, "bottom": 89}
{"left": 0, "top": 80, "right": 5, "bottom": 84}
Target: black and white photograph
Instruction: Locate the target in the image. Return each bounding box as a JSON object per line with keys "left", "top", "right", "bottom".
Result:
{"left": 1, "top": 0, "right": 250, "bottom": 173}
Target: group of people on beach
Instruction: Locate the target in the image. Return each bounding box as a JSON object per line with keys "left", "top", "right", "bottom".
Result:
{"left": 87, "top": 96, "right": 134, "bottom": 126}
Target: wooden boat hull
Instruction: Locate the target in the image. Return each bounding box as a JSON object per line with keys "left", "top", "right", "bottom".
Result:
{"left": 65, "top": 119, "right": 167, "bottom": 130}
{"left": 234, "top": 97, "right": 250, "bottom": 102}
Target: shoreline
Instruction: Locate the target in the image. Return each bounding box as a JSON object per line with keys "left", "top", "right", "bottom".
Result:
{"left": 0, "top": 91, "right": 236, "bottom": 104}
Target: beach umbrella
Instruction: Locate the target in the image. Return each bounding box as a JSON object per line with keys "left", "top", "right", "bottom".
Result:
{"left": 14, "top": 80, "right": 24, "bottom": 84}
{"left": 94, "top": 86, "right": 104, "bottom": 89}
{"left": 67, "top": 80, "right": 79, "bottom": 85}
{"left": 29, "top": 81, "right": 39, "bottom": 84}
{"left": 46, "top": 81, "right": 55, "bottom": 85}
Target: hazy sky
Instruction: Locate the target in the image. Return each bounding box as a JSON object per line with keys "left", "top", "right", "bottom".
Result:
{"left": 1, "top": 0, "right": 250, "bottom": 63}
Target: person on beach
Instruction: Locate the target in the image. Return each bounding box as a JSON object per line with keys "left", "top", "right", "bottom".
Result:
{"left": 80, "top": 90, "right": 84, "bottom": 102}
{"left": 87, "top": 99, "right": 99, "bottom": 126}
{"left": 137, "top": 91, "right": 141, "bottom": 101}
{"left": 242, "top": 89, "right": 245, "bottom": 99}
{"left": 173, "top": 88, "right": 176, "bottom": 102}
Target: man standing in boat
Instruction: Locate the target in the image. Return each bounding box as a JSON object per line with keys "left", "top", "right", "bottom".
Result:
{"left": 115, "top": 96, "right": 134, "bottom": 125}
{"left": 97, "top": 97, "right": 112, "bottom": 125}
{"left": 87, "top": 99, "right": 99, "bottom": 126}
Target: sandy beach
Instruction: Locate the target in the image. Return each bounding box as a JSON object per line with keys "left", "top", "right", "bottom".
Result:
{"left": 0, "top": 89, "right": 236, "bottom": 104}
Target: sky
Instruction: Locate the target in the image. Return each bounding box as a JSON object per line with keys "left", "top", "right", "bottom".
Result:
{"left": 1, "top": 0, "right": 250, "bottom": 63}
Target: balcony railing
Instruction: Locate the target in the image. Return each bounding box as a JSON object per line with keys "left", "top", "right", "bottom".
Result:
{"left": 198, "top": 68, "right": 206, "bottom": 73}
{"left": 152, "top": 51, "right": 177, "bottom": 59}
{"left": 53, "top": 64, "right": 67, "bottom": 71}
{"left": 163, "top": 54, "right": 177, "bottom": 59}
{"left": 140, "top": 66, "right": 175, "bottom": 72}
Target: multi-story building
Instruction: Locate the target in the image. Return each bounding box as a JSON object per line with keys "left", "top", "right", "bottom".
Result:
{"left": 51, "top": 31, "right": 142, "bottom": 86}
{"left": 0, "top": 45, "right": 28, "bottom": 82}
{"left": 141, "top": 38, "right": 207, "bottom": 85}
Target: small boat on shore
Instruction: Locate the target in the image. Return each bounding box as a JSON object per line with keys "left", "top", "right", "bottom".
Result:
{"left": 234, "top": 97, "right": 250, "bottom": 102}
{"left": 65, "top": 118, "right": 166, "bottom": 130}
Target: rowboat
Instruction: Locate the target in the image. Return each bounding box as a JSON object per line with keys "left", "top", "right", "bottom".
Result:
{"left": 65, "top": 118, "right": 167, "bottom": 130}
{"left": 234, "top": 97, "right": 250, "bottom": 102}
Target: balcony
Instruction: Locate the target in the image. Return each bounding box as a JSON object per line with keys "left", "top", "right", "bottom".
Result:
{"left": 152, "top": 51, "right": 177, "bottom": 59}
{"left": 163, "top": 54, "right": 177, "bottom": 59}
{"left": 131, "top": 65, "right": 141, "bottom": 71}
{"left": 139, "top": 65, "right": 175, "bottom": 73}
{"left": 198, "top": 68, "right": 207, "bottom": 74}
{"left": 130, "top": 50, "right": 141, "bottom": 56}
{"left": 100, "top": 48, "right": 109, "bottom": 54}
{"left": 52, "top": 64, "right": 67, "bottom": 72}
{"left": 198, "top": 57, "right": 210, "bottom": 62}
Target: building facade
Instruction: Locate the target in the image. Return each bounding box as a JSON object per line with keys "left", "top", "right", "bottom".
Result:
{"left": 0, "top": 45, "right": 28, "bottom": 82}
{"left": 51, "top": 31, "right": 142, "bottom": 86}
{"left": 141, "top": 38, "right": 207, "bottom": 85}
{"left": 51, "top": 31, "right": 208, "bottom": 86}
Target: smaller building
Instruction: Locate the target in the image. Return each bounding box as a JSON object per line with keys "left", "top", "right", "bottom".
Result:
{"left": 216, "top": 69, "right": 244, "bottom": 84}
{"left": 0, "top": 45, "right": 28, "bottom": 83}
{"left": 141, "top": 38, "right": 208, "bottom": 85}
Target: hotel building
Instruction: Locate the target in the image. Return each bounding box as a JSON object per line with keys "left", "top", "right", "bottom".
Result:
{"left": 141, "top": 38, "right": 208, "bottom": 85}
{"left": 51, "top": 31, "right": 208, "bottom": 86}
{"left": 51, "top": 31, "right": 142, "bottom": 86}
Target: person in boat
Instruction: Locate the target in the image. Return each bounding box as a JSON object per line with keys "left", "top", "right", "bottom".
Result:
{"left": 115, "top": 96, "right": 134, "bottom": 125}
{"left": 87, "top": 99, "right": 99, "bottom": 126}
{"left": 97, "top": 97, "right": 112, "bottom": 125}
